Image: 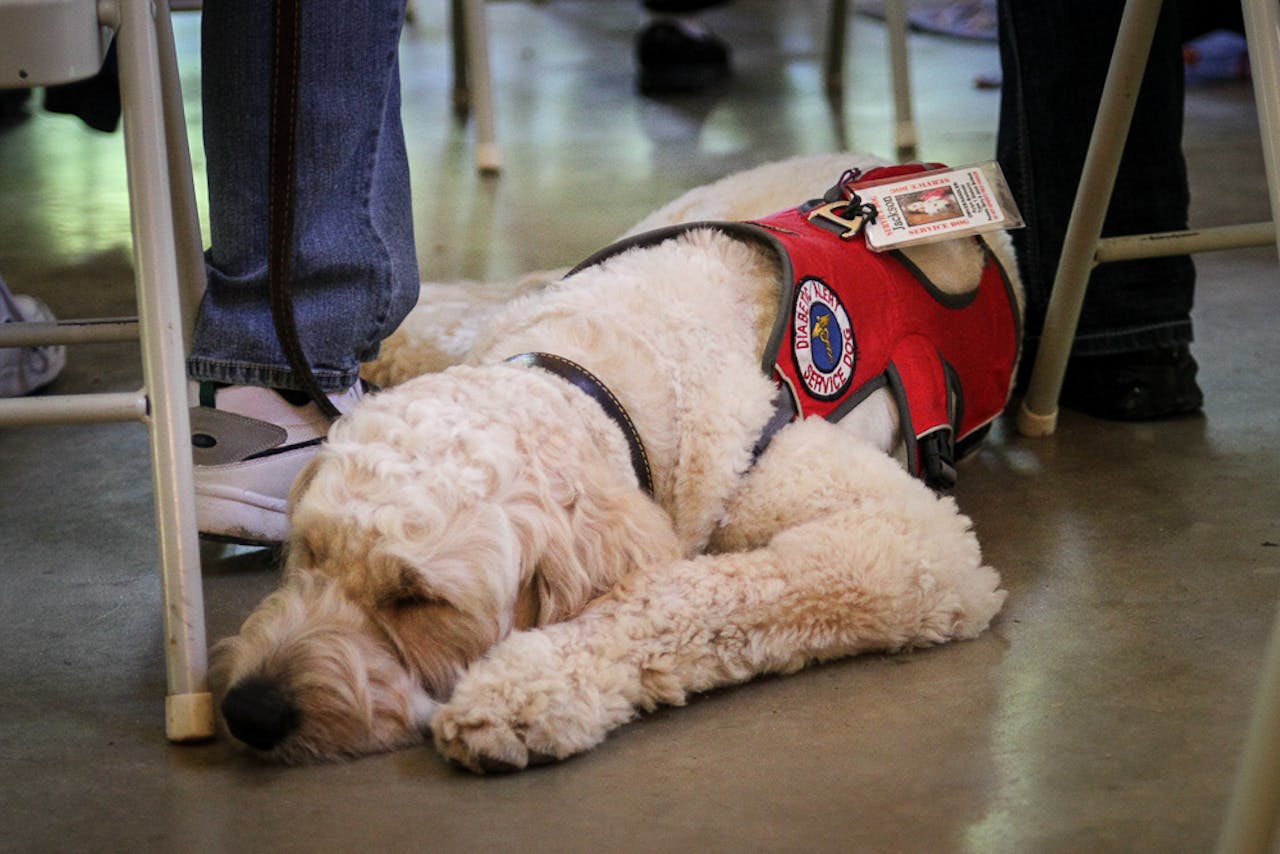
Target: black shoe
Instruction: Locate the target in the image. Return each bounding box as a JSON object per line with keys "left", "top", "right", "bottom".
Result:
{"left": 1059, "top": 345, "right": 1204, "bottom": 421}
{"left": 636, "top": 20, "right": 730, "bottom": 95}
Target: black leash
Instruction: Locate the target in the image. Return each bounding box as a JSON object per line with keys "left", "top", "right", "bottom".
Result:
{"left": 267, "top": 0, "right": 341, "bottom": 419}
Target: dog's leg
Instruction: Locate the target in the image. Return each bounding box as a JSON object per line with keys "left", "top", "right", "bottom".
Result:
{"left": 432, "top": 423, "right": 1006, "bottom": 773}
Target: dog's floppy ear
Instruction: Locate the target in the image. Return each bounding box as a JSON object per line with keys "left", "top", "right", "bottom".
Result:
{"left": 510, "top": 457, "right": 680, "bottom": 625}
{"left": 280, "top": 455, "right": 326, "bottom": 566}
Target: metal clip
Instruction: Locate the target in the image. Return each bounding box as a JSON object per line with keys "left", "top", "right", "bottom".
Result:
{"left": 806, "top": 201, "right": 868, "bottom": 240}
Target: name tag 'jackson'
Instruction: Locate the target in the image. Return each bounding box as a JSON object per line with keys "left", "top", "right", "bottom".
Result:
{"left": 856, "top": 161, "right": 1024, "bottom": 251}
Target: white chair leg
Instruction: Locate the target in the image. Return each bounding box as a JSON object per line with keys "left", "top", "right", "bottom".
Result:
{"left": 116, "top": 0, "right": 214, "bottom": 742}
{"left": 154, "top": 0, "right": 206, "bottom": 334}
{"left": 1241, "top": 0, "right": 1280, "bottom": 258}
{"left": 823, "top": 0, "right": 915, "bottom": 161}
{"left": 1216, "top": 7, "right": 1280, "bottom": 846}
{"left": 824, "top": 0, "right": 848, "bottom": 97}
{"left": 1015, "top": 0, "right": 1164, "bottom": 438}
{"left": 1218, "top": 603, "right": 1280, "bottom": 853}
{"left": 884, "top": 0, "right": 916, "bottom": 161}
{"left": 461, "top": 0, "right": 500, "bottom": 174}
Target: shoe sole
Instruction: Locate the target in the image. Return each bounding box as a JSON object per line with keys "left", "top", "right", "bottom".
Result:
{"left": 196, "top": 486, "right": 289, "bottom": 546}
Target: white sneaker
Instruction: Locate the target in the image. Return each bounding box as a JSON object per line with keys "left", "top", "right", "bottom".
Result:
{"left": 191, "top": 382, "right": 365, "bottom": 545}
{"left": 0, "top": 278, "right": 67, "bottom": 397}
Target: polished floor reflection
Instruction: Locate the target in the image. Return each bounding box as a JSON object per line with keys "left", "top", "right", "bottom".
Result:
{"left": 1, "top": 1, "right": 1277, "bottom": 850}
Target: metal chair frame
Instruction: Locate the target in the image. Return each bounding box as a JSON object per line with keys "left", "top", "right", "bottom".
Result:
{"left": 0, "top": 0, "right": 214, "bottom": 742}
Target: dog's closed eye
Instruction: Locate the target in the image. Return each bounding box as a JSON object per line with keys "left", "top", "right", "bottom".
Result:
{"left": 379, "top": 590, "right": 444, "bottom": 611}
{"left": 376, "top": 565, "right": 446, "bottom": 610}
{"left": 374, "top": 587, "right": 491, "bottom": 700}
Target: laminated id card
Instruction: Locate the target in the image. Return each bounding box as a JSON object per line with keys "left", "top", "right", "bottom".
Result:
{"left": 857, "top": 161, "right": 1024, "bottom": 251}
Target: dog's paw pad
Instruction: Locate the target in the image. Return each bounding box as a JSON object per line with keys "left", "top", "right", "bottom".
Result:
{"left": 469, "top": 754, "right": 522, "bottom": 775}
{"left": 432, "top": 710, "right": 532, "bottom": 774}
{"left": 526, "top": 748, "right": 556, "bottom": 766}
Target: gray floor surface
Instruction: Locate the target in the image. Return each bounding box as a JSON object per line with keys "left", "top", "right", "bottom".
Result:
{"left": 1, "top": 2, "right": 1277, "bottom": 851}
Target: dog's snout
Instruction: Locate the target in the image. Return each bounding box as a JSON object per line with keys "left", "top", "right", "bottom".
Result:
{"left": 221, "top": 679, "right": 299, "bottom": 751}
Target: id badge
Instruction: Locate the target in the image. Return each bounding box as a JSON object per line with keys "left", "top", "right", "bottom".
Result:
{"left": 857, "top": 161, "right": 1024, "bottom": 251}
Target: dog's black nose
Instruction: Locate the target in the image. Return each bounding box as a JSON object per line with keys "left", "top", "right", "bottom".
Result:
{"left": 221, "top": 679, "right": 299, "bottom": 751}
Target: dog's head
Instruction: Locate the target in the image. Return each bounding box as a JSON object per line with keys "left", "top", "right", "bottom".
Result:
{"left": 212, "top": 368, "right": 679, "bottom": 762}
{"left": 210, "top": 569, "right": 441, "bottom": 762}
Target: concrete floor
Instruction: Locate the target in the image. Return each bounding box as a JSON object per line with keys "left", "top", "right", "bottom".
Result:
{"left": 1, "top": 1, "right": 1278, "bottom": 851}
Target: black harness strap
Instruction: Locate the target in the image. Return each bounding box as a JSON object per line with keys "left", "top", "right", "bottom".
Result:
{"left": 268, "top": 0, "right": 340, "bottom": 419}
{"left": 506, "top": 352, "right": 654, "bottom": 497}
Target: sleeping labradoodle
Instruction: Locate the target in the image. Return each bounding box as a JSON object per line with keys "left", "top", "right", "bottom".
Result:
{"left": 212, "top": 152, "right": 1022, "bottom": 770}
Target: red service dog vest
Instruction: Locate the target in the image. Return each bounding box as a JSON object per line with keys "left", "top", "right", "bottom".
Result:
{"left": 567, "top": 168, "right": 1021, "bottom": 489}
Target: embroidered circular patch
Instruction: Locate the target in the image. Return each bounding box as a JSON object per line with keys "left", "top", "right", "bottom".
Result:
{"left": 793, "top": 277, "right": 855, "bottom": 400}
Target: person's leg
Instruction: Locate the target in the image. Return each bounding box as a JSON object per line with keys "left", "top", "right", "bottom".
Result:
{"left": 997, "top": 0, "right": 1201, "bottom": 419}
{"left": 191, "top": 0, "right": 418, "bottom": 543}
{"left": 636, "top": 0, "right": 733, "bottom": 96}
{"left": 190, "top": 0, "right": 418, "bottom": 393}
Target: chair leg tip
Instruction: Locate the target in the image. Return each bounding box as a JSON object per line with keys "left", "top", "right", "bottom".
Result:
{"left": 1016, "top": 401, "right": 1059, "bottom": 437}
{"left": 474, "top": 142, "right": 502, "bottom": 174}
{"left": 166, "top": 691, "right": 216, "bottom": 742}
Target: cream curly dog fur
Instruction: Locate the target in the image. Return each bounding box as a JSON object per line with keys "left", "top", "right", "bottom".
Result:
{"left": 212, "top": 153, "right": 1019, "bottom": 769}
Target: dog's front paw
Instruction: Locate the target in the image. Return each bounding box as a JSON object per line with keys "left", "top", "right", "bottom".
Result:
{"left": 431, "top": 701, "right": 552, "bottom": 774}
{"left": 431, "top": 628, "right": 636, "bottom": 773}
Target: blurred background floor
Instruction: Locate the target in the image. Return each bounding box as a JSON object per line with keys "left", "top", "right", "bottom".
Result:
{"left": 0, "top": 1, "right": 1276, "bottom": 851}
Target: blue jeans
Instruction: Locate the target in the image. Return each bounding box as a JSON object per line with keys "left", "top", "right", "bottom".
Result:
{"left": 187, "top": 0, "right": 419, "bottom": 392}
{"left": 997, "top": 0, "right": 1195, "bottom": 359}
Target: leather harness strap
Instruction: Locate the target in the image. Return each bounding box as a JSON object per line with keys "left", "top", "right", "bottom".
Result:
{"left": 268, "top": 0, "right": 340, "bottom": 419}
{"left": 506, "top": 352, "right": 655, "bottom": 497}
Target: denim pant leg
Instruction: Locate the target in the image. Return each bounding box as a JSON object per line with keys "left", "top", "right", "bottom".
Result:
{"left": 188, "top": 0, "right": 419, "bottom": 392}
{"left": 997, "top": 0, "right": 1195, "bottom": 359}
